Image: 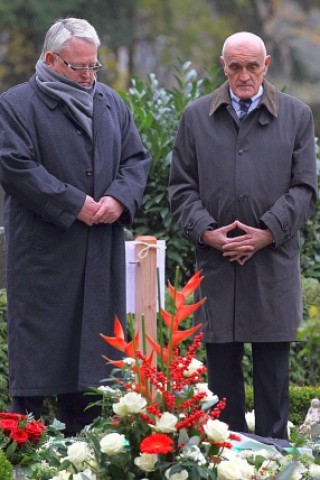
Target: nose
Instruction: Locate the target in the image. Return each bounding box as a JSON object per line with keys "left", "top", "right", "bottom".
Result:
{"left": 239, "top": 68, "right": 250, "bottom": 81}
{"left": 80, "top": 69, "right": 91, "bottom": 77}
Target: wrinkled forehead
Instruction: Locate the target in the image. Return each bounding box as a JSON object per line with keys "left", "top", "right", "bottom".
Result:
{"left": 224, "top": 41, "right": 265, "bottom": 62}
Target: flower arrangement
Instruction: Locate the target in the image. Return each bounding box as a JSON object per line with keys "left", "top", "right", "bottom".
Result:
{"left": 0, "top": 412, "right": 46, "bottom": 465}
{"left": 7, "top": 271, "right": 320, "bottom": 480}
{"left": 24, "top": 271, "right": 242, "bottom": 479}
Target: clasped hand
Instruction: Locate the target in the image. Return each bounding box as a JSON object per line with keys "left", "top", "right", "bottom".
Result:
{"left": 76, "top": 195, "right": 124, "bottom": 226}
{"left": 201, "top": 220, "right": 274, "bottom": 266}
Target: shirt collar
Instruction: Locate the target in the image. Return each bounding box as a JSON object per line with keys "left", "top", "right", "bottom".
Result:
{"left": 230, "top": 85, "right": 263, "bottom": 114}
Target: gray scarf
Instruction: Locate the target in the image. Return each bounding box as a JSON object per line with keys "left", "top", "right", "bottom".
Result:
{"left": 35, "top": 60, "right": 95, "bottom": 139}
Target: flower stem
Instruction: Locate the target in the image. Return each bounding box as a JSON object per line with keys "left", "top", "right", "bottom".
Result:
{"left": 157, "top": 267, "right": 164, "bottom": 373}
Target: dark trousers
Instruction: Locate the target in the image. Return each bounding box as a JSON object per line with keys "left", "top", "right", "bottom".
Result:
{"left": 9, "top": 392, "right": 101, "bottom": 437}
{"left": 206, "top": 342, "right": 290, "bottom": 439}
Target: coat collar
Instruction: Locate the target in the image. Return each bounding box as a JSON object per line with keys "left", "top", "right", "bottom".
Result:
{"left": 209, "top": 79, "right": 279, "bottom": 118}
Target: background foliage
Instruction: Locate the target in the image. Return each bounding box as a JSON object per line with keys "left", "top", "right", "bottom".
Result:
{"left": 120, "top": 61, "right": 222, "bottom": 279}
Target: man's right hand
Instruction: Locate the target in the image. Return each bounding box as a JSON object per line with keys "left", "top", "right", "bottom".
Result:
{"left": 201, "top": 221, "right": 255, "bottom": 265}
{"left": 201, "top": 221, "right": 241, "bottom": 250}
{"left": 76, "top": 195, "right": 101, "bottom": 226}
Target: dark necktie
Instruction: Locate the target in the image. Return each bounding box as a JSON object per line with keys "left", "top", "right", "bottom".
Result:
{"left": 238, "top": 98, "right": 252, "bottom": 121}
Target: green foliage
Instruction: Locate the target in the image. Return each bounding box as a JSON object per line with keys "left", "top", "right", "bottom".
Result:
{"left": 291, "top": 276, "right": 320, "bottom": 386}
{"left": 0, "top": 449, "right": 13, "bottom": 480}
{"left": 120, "top": 61, "right": 222, "bottom": 280}
{"left": 300, "top": 145, "right": 320, "bottom": 279}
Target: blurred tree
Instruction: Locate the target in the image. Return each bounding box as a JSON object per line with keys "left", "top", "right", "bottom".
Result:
{"left": 0, "top": 0, "right": 227, "bottom": 90}
{"left": 0, "top": 31, "right": 35, "bottom": 89}
{"left": 0, "top": 0, "right": 79, "bottom": 90}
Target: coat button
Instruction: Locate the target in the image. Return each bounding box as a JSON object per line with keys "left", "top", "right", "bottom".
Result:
{"left": 85, "top": 169, "right": 93, "bottom": 176}
{"left": 238, "top": 149, "right": 244, "bottom": 155}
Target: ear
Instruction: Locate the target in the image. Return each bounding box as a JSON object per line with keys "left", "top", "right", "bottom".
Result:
{"left": 220, "top": 56, "right": 227, "bottom": 76}
{"left": 45, "top": 52, "right": 56, "bottom": 67}
{"left": 263, "top": 55, "right": 271, "bottom": 75}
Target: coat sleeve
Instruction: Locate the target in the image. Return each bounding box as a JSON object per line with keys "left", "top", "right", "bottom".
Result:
{"left": 260, "top": 105, "right": 318, "bottom": 247}
{"left": 0, "top": 92, "right": 86, "bottom": 230}
{"left": 103, "top": 96, "right": 151, "bottom": 225}
{"left": 168, "top": 109, "right": 217, "bottom": 245}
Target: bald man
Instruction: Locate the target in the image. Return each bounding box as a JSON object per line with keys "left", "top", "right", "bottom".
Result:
{"left": 169, "top": 32, "right": 317, "bottom": 439}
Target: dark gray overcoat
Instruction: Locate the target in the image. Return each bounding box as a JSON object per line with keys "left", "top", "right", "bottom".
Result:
{"left": 0, "top": 76, "right": 151, "bottom": 396}
{"left": 169, "top": 80, "right": 317, "bottom": 343}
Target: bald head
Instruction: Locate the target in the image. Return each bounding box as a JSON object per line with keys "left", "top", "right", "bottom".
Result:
{"left": 222, "top": 32, "right": 267, "bottom": 60}
{"left": 220, "top": 31, "right": 271, "bottom": 99}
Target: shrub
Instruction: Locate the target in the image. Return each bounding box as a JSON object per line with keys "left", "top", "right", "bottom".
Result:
{"left": 290, "top": 276, "right": 320, "bottom": 387}
{"left": 120, "top": 61, "right": 222, "bottom": 281}
{"left": 245, "top": 385, "right": 320, "bottom": 426}
{"left": 0, "top": 449, "right": 13, "bottom": 480}
{"left": 300, "top": 140, "right": 320, "bottom": 279}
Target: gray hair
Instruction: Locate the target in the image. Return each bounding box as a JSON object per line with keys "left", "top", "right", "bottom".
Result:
{"left": 40, "top": 18, "right": 101, "bottom": 59}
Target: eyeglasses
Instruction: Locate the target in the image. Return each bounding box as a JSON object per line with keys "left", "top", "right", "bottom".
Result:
{"left": 54, "top": 53, "right": 102, "bottom": 72}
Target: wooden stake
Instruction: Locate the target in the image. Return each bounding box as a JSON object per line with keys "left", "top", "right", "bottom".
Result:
{"left": 134, "top": 235, "right": 157, "bottom": 362}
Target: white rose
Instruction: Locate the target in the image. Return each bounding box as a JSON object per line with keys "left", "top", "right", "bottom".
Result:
{"left": 245, "top": 410, "right": 255, "bottom": 433}
{"left": 165, "top": 468, "right": 189, "bottom": 480}
{"left": 217, "top": 460, "right": 242, "bottom": 480}
{"left": 113, "top": 391, "right": 147, "bottom": 416}
{"left": 204, "top": 419, "right": 229, "bottom": 442}
{"left": 183, "top": 358, "right": 203, "bottom": 377}
{"left": 194, "top": 383, "right": 219, "bottom": 404}
{"left": 259, "top": 460, "right": 280, "bottom": 473}
{"left": 113, "top": 400, "right": 128, "bottom": 416}
{"left": 237, "top": 458, "right": 255, "bottom": 479}
{"left": 152, "top": 412, "right": 178, "bottom": 433}
{"left": 309, "top": 463, "right": 320, "bottom": 479}
{"left": 49, "top": 472, "right": 70, "bottom": 480}
{"left": 134, "top": 453, "right": 158, "bottom": 472}
{"left": 66, "top": 441, "right": 90, "bottom": 465}
{"left": 100, "top": 433, "right": 125, "bottom": 455}
{"left": 73, "top": 469, "right": 97, "bottom": 480}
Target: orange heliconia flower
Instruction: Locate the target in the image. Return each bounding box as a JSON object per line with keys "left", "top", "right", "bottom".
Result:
{"left": 146, "top": 323, "right": 202, "bottom": 363}
{"left": 160, "top": 298, "right": 206, "bottom": 331}
{"left": 168, "top": 270, "right": 204, "bottom": 308}
{"left": 100, "top": 315, "right": 138, "bottom": 358}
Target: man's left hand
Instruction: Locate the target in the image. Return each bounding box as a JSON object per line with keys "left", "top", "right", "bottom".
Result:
{"left": 222, "top": 220, "right": 274, "bottom": 265}
{"left": 92, "top": 196, "right": 124, "bottom": 224}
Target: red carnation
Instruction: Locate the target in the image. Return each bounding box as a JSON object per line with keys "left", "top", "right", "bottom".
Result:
{"left": 0, "top": 412, "right": 26, "bottom": 421}
{"left": 24, "top": 421, "right": 45, "bottom": 442}
{"left": 10, "top": 428, "right": 29, "bottom": 446}
{"left": 0, "top": 419, "right": 19, "bottom": 433}
{"left": 140, "top": 433, "right": 174, "bottom": 454}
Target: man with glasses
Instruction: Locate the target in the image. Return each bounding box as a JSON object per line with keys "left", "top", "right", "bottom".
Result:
{"left": 0, "top": 18, "right": 151, "bottom": 435}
